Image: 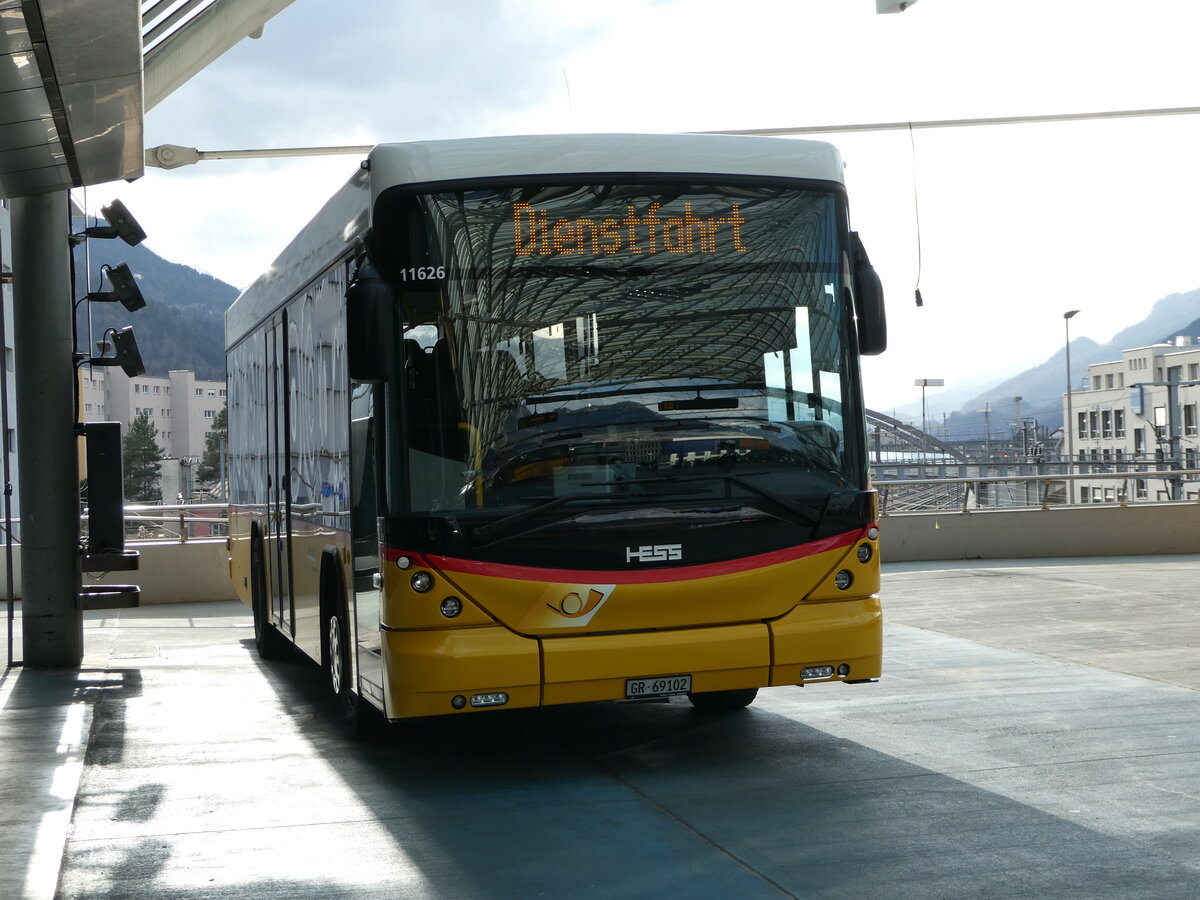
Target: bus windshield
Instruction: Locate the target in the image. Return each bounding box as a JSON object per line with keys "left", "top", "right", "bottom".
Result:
{"left": 374, "top": 181, "right": 864, "bottom": 527}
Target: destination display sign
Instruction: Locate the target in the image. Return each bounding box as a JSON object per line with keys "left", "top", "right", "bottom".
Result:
{"left": 512, "top": 201, "right": 748, "bottom": 257}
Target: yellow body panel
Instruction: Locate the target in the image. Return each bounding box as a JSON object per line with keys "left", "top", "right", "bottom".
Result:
{"left": 375, "top": 527, "right": 882, "bottom": 718}
{"left": 228, "top": 509, "right": 253, "bottom": 609}
{"left": 541, "top": 623, "right": 769, "bottom": 705}
{"left": 769, "top": 595, "right": 882, "bottom": 684}
{"left": 235, "top": 513, "right": 882, "bottom": 719}
{"left": 390, "top": 537, "right": 863, "bottom": 636}
{"left": 381, "top": 626, "right": 541, "bottom": 719}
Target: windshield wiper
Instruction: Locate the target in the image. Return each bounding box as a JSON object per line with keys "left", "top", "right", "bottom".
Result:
{"left": 632, "top": 471, "right": 828, "bottom": 532}
{"left": 470, "top": 486, "right": 710, "bottom": 548}
{"left": 470, "top": 494, "right": 595, "bottom": 547}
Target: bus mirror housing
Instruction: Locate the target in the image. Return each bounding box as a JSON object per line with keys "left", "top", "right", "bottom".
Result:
{"left": 851, "top": 232, "right": 887, "bottom": 356}
{"left": 346, "top": 264, "right": 396, "bottom": 382}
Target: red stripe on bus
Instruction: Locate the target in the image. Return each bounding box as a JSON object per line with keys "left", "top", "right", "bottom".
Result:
{"left": 381, "top": 529, "right": 863, "bottom": 584}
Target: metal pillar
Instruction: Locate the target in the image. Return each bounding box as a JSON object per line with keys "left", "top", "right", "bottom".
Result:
{"left": 12, "top": 191, "right": 82, "bottom": 667}
{"left": 1063, "top": 310, "right": 1079, "bottom": 505}
{"left": 1166, "top": 370, "right": 1182, "bottom": 501}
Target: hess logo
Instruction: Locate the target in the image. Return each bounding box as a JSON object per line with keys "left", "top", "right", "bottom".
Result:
{"left": 626, "top": 544, "right": 682, "bottom": 563}
{"left": 547, "top": 588, "right": 607, "bottom": 619}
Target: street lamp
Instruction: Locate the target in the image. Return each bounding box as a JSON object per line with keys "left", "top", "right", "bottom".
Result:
{"left": 914, "top": 378, "right": 944, "bottom": 465}
{"left": 1064, "top": 310, "right": 1080, "bottom": 504}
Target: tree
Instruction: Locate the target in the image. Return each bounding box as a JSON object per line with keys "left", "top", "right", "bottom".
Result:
{"left": 123, "top": 412, "right": 163, "bottom": 502}
{"left": 197, "top": 406, "right": 227, "bottom": 484}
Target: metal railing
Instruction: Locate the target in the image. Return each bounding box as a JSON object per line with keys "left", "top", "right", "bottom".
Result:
{"left": 874, "top": 465, "right": 1200, "bottom": 515}
{"left": 79, "top": 502, "right": 229, "bottom": 545}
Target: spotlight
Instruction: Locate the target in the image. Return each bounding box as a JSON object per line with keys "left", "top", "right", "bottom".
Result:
{"left": 89, "top": 326, "right": 146, "bottom": 377}
{"left": 87, "top": 263, "right": 146, "bottom": 312}
{"left": 85, "top": 199, "right": 146, "bottom": 246}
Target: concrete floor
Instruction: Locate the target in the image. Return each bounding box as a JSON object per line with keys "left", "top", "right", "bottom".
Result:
{"left": 3, "top": 556, "right": 1200, "bottom": 898}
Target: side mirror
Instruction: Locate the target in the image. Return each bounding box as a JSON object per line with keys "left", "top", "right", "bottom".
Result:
{"left": 850, "top": 232, "right": 887, "bottom": 356}
{"left": 346, "top": 262, "right": 396, "bottom": 382}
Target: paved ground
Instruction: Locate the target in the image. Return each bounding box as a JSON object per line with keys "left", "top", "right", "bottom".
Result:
{"left": 3, "top": 556, "right": 1199, "bottom": 898}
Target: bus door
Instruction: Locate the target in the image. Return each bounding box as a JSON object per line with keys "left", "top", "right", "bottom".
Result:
{"left": 266, "top": 317, "right": 293, "bottom": 634}
{"left": 350, "top": 381, "right": 384, "bottom": 705}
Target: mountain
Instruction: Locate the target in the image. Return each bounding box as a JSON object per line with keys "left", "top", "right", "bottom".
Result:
{"left": 943, "top": 288, "right": 1200, "bottom": 441}
{"left": 72, "top": 235, "right": 239, "bottom": 381}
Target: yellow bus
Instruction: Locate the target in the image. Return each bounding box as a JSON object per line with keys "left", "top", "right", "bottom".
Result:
{"left": 226, "top": 134, "right": 887, "bottom": 735}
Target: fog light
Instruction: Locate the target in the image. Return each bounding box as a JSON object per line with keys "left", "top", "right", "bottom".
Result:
{"left": 834, "top": 569, "right": 853, "bottom": 590}
{"left": 856, "top": 543, "right": 872, "bottom": 563}
{"left": 801, "top": 666, "right": 835, "bottom": 680}
{"left": 411, "top": 571, "right": 433, "bottom": 593}
{"left": 451, "top": 695, "right": 467, "bottom": 709}
{"left": 469, "top": 692, "right": 509, "bottom": 708}
{"left": 837, "top": 663, "right": 851, "bottom": 677}
{"left": 440, "top": 596, "right": 462, "bottom": 618}
{"left": 396, "top": 555, "right": 412, "bottom": 570}
{"left": 867, "top": 525, "right": 879, "bottom": 540}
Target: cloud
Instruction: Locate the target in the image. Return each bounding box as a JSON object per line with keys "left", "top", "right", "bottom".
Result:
{"left": 100, "top": 0, "right": 1200, "bottom": 411}
{"left": 147, "top": 0, "right": 613, "bottom": 149}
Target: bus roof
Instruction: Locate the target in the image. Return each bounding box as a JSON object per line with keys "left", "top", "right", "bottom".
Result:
{"left": 227, "top": 134, "right": 845, "bottom": 349}
{"left": 368, "top": 134, "right": 845, "bottom": 202}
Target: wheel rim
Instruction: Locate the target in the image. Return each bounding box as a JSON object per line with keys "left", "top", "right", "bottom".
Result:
{"left": 328, "top": 614, "right": 344, "bottom": 695}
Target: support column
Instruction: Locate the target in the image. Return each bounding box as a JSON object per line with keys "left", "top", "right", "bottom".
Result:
{"left": 12, "top": 191, "right": 82, "bottom": 667}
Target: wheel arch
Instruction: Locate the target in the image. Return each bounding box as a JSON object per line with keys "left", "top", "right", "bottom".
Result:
{"left": 318, "top": 546, "right": 352, "bottom": 675}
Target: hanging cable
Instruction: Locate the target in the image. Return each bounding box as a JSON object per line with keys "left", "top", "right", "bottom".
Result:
{"left": 909, "top": 122, "right": 924, "bottom": 307}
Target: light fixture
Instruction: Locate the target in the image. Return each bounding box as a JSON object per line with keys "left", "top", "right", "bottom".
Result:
{"left": 469, "top": 692, "right": 508, "bottom": 708}
{"left": 87, "top": 263, "right": 146, "bottom": 312}
{"left": 80, "top": 199, "right": 146, "bottom": 246}
{"left": 89, "top": 326, "right": 146, "bottom": 377}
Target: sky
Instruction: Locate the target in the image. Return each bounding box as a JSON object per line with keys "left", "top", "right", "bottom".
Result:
{"left": 80, "top": 0, "right": 1200, "bottom": 415}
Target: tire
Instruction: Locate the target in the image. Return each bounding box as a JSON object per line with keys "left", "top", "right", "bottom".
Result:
{"left": 323, "top": 560, "right": 377, "bottom": 740}
{"left": 687, "top": 687, "right": 759, "bottom": 711}
{"left": 251, "top": 535, "right": 290, "bottom": 660}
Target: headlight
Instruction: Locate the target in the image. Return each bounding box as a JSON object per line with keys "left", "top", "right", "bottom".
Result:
{"left": 411, "top": 571, "right": 433, "bottom": 593}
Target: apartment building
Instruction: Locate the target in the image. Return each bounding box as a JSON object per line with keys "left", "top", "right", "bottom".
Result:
{"left": 81, "top": 367, "right": 226, "bottom": 460}
{"left": 1066, "top": 338, "right": 1200, "bottom": 503}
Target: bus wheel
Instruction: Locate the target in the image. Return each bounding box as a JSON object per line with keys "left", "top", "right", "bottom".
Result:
{"left": 251, "top": 535, "right": 289, "bottom": 660}
{"left": 323, "top": 567, "right": 375, "bottom": 740}
{"left": 687, "top": 688, "right": 758, "bottom": 711}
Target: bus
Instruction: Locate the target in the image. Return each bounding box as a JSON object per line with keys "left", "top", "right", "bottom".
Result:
{"left": 226, "top": 133, "right": 887, "bottom": 735}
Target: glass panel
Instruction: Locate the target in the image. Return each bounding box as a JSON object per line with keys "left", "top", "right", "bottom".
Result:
{"left": 377, "top": 183, "right": 855, "bottom": 522}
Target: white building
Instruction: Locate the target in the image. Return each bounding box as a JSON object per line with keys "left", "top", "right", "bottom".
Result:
{"left": 81, "top": 367, "right": 226, "bottom": 461}
{"left": 1066, "top": 338, "right": 1200, "bottom": 503}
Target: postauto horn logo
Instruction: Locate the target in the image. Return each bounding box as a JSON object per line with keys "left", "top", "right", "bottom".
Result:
{"left": 520, "top": 584, "right": 616, "bottom": 630}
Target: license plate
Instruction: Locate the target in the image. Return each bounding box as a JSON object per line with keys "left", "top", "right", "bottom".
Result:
{"left": 625, "top": 674, "right": 692, "bottom": 699}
